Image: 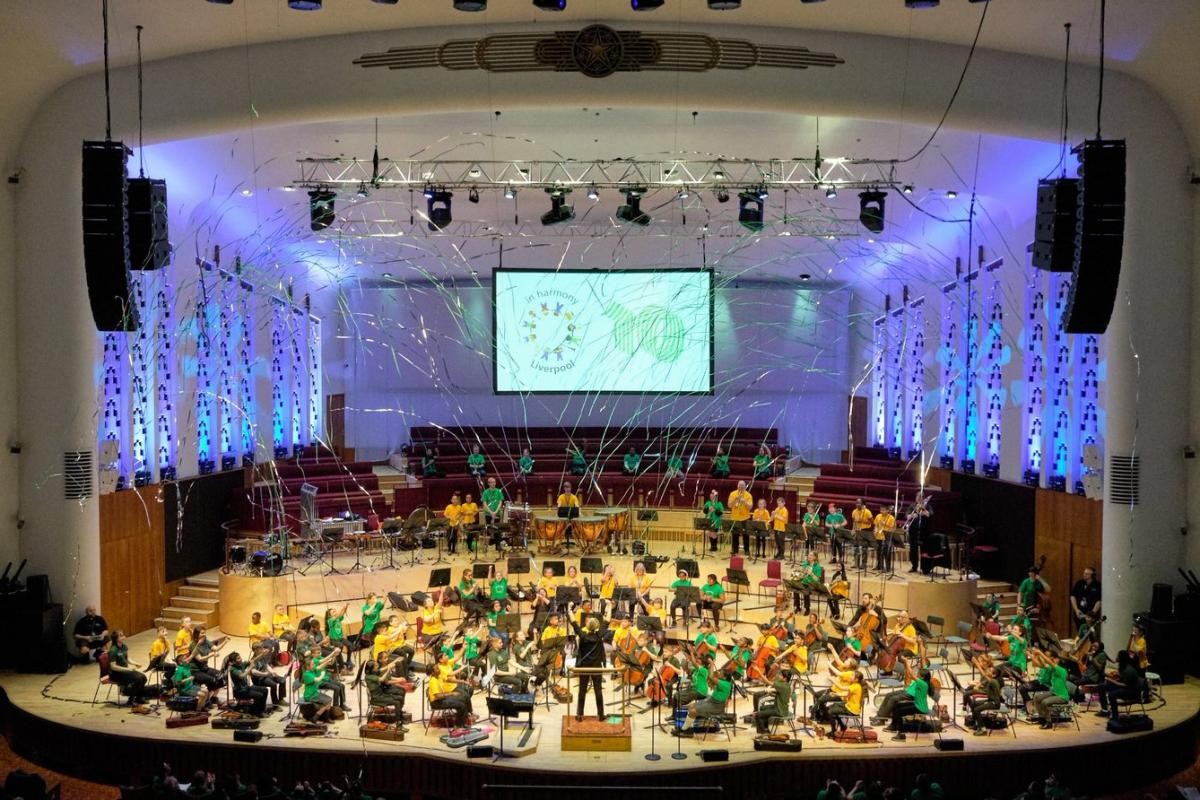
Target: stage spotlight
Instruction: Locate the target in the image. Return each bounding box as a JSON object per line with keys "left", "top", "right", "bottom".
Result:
{"left": 454, "top": 0, "right": 486, "bottom": 9}
{"left": 825, "top": 186, "right": 837, "bottom": 199}
{"left": 541, "top": 188, "right": 575, "bottom": 226}
{"left": 756, "top": 185, "right": 768, "bottom": 201}
{"left": 631, "top": 0, "right": 664, "bottom": 8}
{"left": 468, "top": 186, "right": 480, "bottom": 203}
{"left": 308, "top": 189, "right": 336, "bottom": 231}
{"left": 800, "top": 0, "right": 826, "bottom": 3}
{"left": 946, "top": 189, "right": 958, "bottom": 199}
{"left": 287, "top": 0, "right": 321, "bottom": 8}
{"left": 371, "top": 0, "right": 398, "bottom": 4}
{"left": 679, "top": 186, "right": 690, "bottom": 200}
{"left": 355, "top": 182, "right": 369, "bottom": 199}
{"left": 427, "top": 189, "right": 453, "bottom": 231}
{"left": 716, "top": 187, "right": 730, "bottom": 203}
{"left": 504, "top": 185, "right": 516, "bottom": 200}
{"left": 737, "top": 191, "right": 764, "bottom": 232}
{"left": 708, "top": 0, "right": 741, "bottom": 8}
{"left": 902, "top": 184, "right": 914, "bottom": 195}
{"left": 533, "top": 0, "right": 565, "bottom": 8}
{"left": 586, "top": 184, "right": 599, "bottom": 201}
{"left": 422, "top": 183, "right": 435, "bottom": 200}
{"left": 799, "top": 273, "right": 811, "bottom": 281}
{"left": 859, "top": 189, "right": 887, "bottom": 234}
{"left": 616, "top": 187, "right": 650, "bottom": 226}
{"left": 905, "top": 0, "right": 939, "bottom": 7}
{"left": 206, "top": 0, "right": 234, "bottom": 4}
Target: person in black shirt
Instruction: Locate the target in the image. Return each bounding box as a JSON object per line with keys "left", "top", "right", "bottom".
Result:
{"left": 907, "top": 498, "right": 930, "bottom": 573}
{"left": 1098, "top": 648, "right": 1144, "bottom": 719}
{"left": 569, "top": 610, "right": 609, "bottom": 722}
{"left": 227, "top": 652, "right": 268, "bottom": 716}
{"left": 1069, "top": 567, "right": 1102, "bottom": 635}
{"left": 73, "top": 606, "right": 109, "bottom": 662}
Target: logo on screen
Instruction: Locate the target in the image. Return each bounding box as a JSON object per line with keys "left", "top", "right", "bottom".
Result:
{"left": 523, "top": 291, "right": 582, "bottom": 374}
{"left": 604, "top": 301, "right": 686, "bottom": 363}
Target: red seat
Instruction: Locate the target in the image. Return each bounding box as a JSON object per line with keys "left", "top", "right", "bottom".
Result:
{"left": 758, "top": 559, "right": 782, "bottom": 599}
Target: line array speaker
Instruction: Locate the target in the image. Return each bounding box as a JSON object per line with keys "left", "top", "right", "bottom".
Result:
{"left": 1032, "top": 177, "right": 1078, "bottom": 272}
{"left": 127, "top": 177, "right": 170, "bottom": 270}
{"left": 1063, "top": 139, "right": 1126, "bottom": 334}
{"left": 82, "top": 140, "right": 138, "bottom": 331}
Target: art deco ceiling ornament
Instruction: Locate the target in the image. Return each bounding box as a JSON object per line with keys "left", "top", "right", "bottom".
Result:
{"left": 355, "top": 24, "right": 844, "bottom": 78}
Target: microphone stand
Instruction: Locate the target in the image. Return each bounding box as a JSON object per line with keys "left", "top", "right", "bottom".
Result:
{"left": 671, "top": 680, "right": 687, "bottom": 760}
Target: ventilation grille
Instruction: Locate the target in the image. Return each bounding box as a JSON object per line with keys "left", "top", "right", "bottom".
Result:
{"left": 1108, "top": 454, "right": 1139, "bottom": 505}
{"left": 63, "top": 451, "right": 94, "bottom": 500}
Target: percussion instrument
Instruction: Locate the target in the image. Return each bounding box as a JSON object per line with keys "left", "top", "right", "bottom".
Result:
{"left": 230, "top": 545, "right": 247, "bottom": 565}
{"left": 596, "top": 507, "right": 629, "bottom": 539}
{"left": 533, "top": 515, "right": 566, "bottom": 550}
{"left": 503, "top": 503, "right": 531, "bottom": 524}
{"left": 574, "top": 515, "right": 607, "bottom": 552}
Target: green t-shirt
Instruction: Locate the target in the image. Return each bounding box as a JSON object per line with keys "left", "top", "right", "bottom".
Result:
{"left": 728, "top": 645, "right": 750, "bottom": 675}
{"left": 701, "top": 582, "right": 724, "bottom": 600}
{"left": 670, "top": 579, "right": 693, "bottom": 590}
{"left": 667, "top": 455, "right": 684, "bottom": 472}
{"left": 691, "top": 666, "right": 710, "bottom": 698}
{"left": 1038, "top": 663, "right": 1070, "bottom": 700}
{"left": 703, "top": 500, "right": 725, "bottom": 528}
{"left": 326, "top": 613, "right": 344, "bottom": 642}
{"left": 710, "top": 678, "right": 733, "bottom": 702}
{"left": 518, "top": 455, "right": 534, "bottom": 474}
{"left": 570, "top": 448, "right": 586, "bottom": 467}
{"left": 770, "top": 677, "right": 792, "bottom": 716}
{"left": 467, "top": 452, "right": 485, "bottom": 468}
{"left": 302, "top": 668, "right": 326, "bottom": 702}
{"left": 486, "top": 610, "right": 500, "bottom": 628}
{"left": 906, "top": 677, "right": 930, "bottom": 714}
{"left": 694, "top": 631, "right": 718, "bottom": 650}
{"left": 1007, "top": 635, "right": 1027, "bottom": 670}
{"left": 422, "top": 455, "right": 438, "bottom": 474}
{"left": 803, "top": 562, "right": 824, "bottom": 584}
{"left": 490, "top": 577, "right": 509, "bottom": 601}
{"left": 754, "top": 454, "right": 771, "bottom": 472}
{"left": 1018, "top": 578, "right": 1041, "bottom": 609}
{"left": 803, "top": 512, "right": 821, "bottom": 527}
{"left": 712, "top": 454, "right": 730, "bottom": 471}
{"left": 172, "top": 662, "right": 195, "bottom": 693}
{"left": 623, "top": 453, "right": 641, "bottom": 471}
{"left": 361, "top": 599, "right": 384, "bottom": 635}
{"left": 481, "top": 487, "right": 504, "bottom": 514}
{"left": 825, "top": 511, "right": 846, "bottom": 528}
{"left": 463, "top": 634, "right": 481, "bottom": 662}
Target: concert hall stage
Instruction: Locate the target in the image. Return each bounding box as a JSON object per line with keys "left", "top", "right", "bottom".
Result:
{"left": 2, "top": 549, "right": 1195, "bottom": 799}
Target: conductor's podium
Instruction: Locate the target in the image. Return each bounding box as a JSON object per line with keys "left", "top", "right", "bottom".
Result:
{"left": 560, "top": 714, "right": 632, "bottom": 752}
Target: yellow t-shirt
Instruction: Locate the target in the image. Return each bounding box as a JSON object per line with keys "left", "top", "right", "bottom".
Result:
{"left": 651, "top": 607, "right": 668, "bottom": 627}
{"left": 752, "top": 508, "right": 771, "bottom": 524}
{"left": 248, "top": 620, "right": 272, "bottom": 643}
{"left": 852, "top": 507, "right": 874, "bottom": 531}
{"left": 372, "top": 630, "right": 396, "bottom": 660}
{"left": 272, "top": 612, "right": 291, "bottom": 637}
{"left": 174, "top": 627, "right": 193, "bottom": 658}
{"left": 443, "top": 503, "right": 463, "bottom": 526}
{"left": 874, "top": 513, "right": 896, "bottom": 540}
{"left": 771, "top": 506, "right": 789, "bottom": 532}
{"left": 896, "top": 623, "right": 917, "bottom": 648}
{"left": 757, "top": 633, "right": 780, "bottom": 652}
{"left": 460, "top": 502, "right": 478, "bottom": 524}
{"left": 787, "top": 643, "right": 809, "bottom": 673}
{"left": 844, "top": 682, "right": 863, "bottom": 715}
{"left": 728, "top": 490, "right": 753, "bottom": 521}
{"left": 556, "top": 493, "right": 580, "bottom": 508}
{"left": 630, "top": 574, "right": 653, "bottom": 595}
{"left": 611, "top": 626, "right": 635, "bottom": 650}
{"left": 599, "top": 576, "right": 616, "bottom": 599}
{"left": 541, "top": 624, "right": 568, "bottom": 645}
{"left": 427, "top": 675, "right": 452, "bottom": 702}
{"left": 1131, "top": 635, "right": 1149, "bottom": 669}
{"left": 148, "top": 638, "right": 169, "bottom": 661}
{"left": 421, "top": 608, "right": 444, "bottom": 636}
{"left": 537, "top": 574, "right": 559, "bottom": 598}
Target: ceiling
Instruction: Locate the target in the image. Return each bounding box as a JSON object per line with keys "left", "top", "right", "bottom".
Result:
{"left": 3, "top": 0, "right": 1199, "bottom": 178}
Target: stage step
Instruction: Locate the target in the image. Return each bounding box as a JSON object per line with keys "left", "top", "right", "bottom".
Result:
{"left": 189, "top": 575, "right": 220, "bottom": 589}
{"left": 178, "top": 585, "right": 221, "bottom": 600}
{"left": 158, "top": 606, "right": 219, "bottom": 628}
{"left": 154, "top": 574, "right": 222, "bottom": 632}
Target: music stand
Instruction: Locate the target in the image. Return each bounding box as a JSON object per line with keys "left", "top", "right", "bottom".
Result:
{"left": 428, "top": 568, "right": 452, "bottom": 605}
{"left": 724, "top": 568, "right": 752, "bottom": 631}
{"left": 637, "top": 615, "right": 663, "bottom": 635}
{"left": 634, "top": 559, "right": 659, "bottom": 575}
{"left": 611, "top": 587, "right": 637, "bottom": 619}
{"left": 486, "top": 695, "right": 533, "bottom": 760}
{"left": 545, "top": 560, "right": 566, "bottom": 577}
{"left": 507, "top": 556, "right": 531, "bottom": 576}
{"left": 749, "top": 521, "right": 768, "bottom": 562}
{"left": 556, "top": 586, "right": 582, "bottom": 608}
{"left": 675, "top": 558, "right": 699, "bottom": 580}
{"left": 496, "top": 613, "right": 521, "bottom": 639}
{"left": 472, "top": 563, "right": 494, "bottom": 580}
{"left": 580, "top": 557, "right": 604, "bottom": 575}
{"left": 674, "top": 585, "right": 701, "bottom": 637}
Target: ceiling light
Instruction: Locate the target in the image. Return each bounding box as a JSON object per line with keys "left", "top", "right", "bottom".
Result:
{"left": 240, "top": 188, "right": 253, "bottom": 197}
{"left": 737, "top": 191, "right": 764, "bottom": 232}
{"left": 679, "top": 187, "right": 690, "bottom": 200}
{"left": 825, "top": 234, "right": 836, "bottom": 240}
{"left": 422, "top": 183, "right": 435, "bottom": 200}
{"left": 382, "top": 272, "right": 393, "bottom": 278}
{"left": 586, "top": 184, "right": 599, "bottom": 201}
{"left": 905, "top": 0, "right": 939, "bottom": 7}
{"left": 708, "top": 0, "right": 741, "bottom": 8}
{"left": 533, "top": 0, "right": 565, "bottom": 10}
{"left": 901, "top": 184, "right": 914, "bottom": 195}
{"left": 287, "top": 0, "right": 321, "bottom": 9}
{"left": 825, "top": 186, "right": 837, "bottom": 199}
{"left": 355, "top": 182, "right": 369, "bottom": 198}
{"left": 631, "top": 0, "right": 664, "bottom": 8}
{"left": 713, "top": 167, "right": 725, "bottom": 179}
{"left": 799, "top": 273, "right": 811, "bottom": 281}
{"left": 616, "top": 187, "right": 650, "bottom": 226}
{"left": 541, "top": 188, "right": 575, "bottom": 226}
{"left": 859, "top": 189, "right": 887, "bottom": 234}
{"left": 504, "top": 185, "right": 516, "bottom": 200}
{"left": 454, "top": 0, "right": 486, "bottom": 10}
{"left": 468, "top": 165, "right": 482, "bottom": 177}
{"left": 468, "top": 186, "right": 480, "bottom": 203}
{"left": 371, "top": 0, "right": 399, "bottom": 4}
{"left": 946, "top": 189, "right": 958, "bottom": 199}
{"left": 756, "top": 185, "right": 768, "bottom": 201}
{"left": 427, "top": 189, "right": 453, "bottom": 231}
{"left": 281, "top": 185, "right": 297, "bottom": 192}
{"left": 866, "top": 237, "right": 876, "bottom": 244}
{"left": 470, "top": 269, "right": 479, "bottom": 277}
{"left": 716, "top": 188, "right": 730, "bottom": 203}
{"left": 207, "top": 0, "right": 234, "bottom": 4}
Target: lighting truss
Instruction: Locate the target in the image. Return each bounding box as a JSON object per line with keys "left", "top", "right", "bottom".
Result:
{"left": 293, "top": 157, "right": 899, "bottom": 193}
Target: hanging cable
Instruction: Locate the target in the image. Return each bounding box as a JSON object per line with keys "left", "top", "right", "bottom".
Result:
{"left": 1042, "top": 23, "right": 1072, "bottom": 180}
{"left": 102, "top": 0, "right": 112, "bottom": 141}
{"left": 1096, "top": 0, "right": 1106, "bottom": 139}
{"left": 892, "top": 0, "right": 989, "bottom": 165}
{"left": 136, "top": 24, "right": 145, "bottom": 177}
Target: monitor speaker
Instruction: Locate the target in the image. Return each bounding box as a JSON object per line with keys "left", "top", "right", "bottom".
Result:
{"left": 1139, "top": 615, "right": 1196, "bottom": 684}
{"left": 699, "top": 749, "right": 729, "bottom": 762}
{"left": 25, "top": 574, "right": 49, "bottom": 607}
{"left": 127, "top": 177, "right": 170, "bottom": 270}
{"left": 1063, "top": 139, "right": 1126, "bottom": 334}
{"left": 16, "top": 603, "right": 67, "bottom": 674}
{"left": 1032, "top": 177, "right": 1078, "bottom": 272}
{"left": 466, "top": 744, "right": 494, "bottom": 758}
{"left": 234, "top": 730, "right": 264, "bottom": 743}
{"left": 82, "top": 140, "right": 138, "bottom": 331}
{"left": 934, "top": 738, "right": 964, "bottom": 751}
{"left": 1150, "top": 583, "right": 1173, "bottom": 619}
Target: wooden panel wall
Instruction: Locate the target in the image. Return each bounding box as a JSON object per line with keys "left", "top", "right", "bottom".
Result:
{"left": 1034, "top": 488, "right": 1102, "bottom": 633}
{"left": 99, "top": 485, "right": 175, "bottom": 634}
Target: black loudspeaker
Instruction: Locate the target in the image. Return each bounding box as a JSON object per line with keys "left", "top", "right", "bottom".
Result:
{"left": 699, "top": 749, "right": 729, "bottom": 762}
{"left": 934, "top": 738, "right": 964, "bottom": 751}
{"left": 234, "top": 730, "right": 264, "bottom": 743}
{"left": 127, "top": 177, "right": 170, "bottom": 270}
{"left": 1150, "top": 583, "right": 1174, "bottom": 619}
{"left": 16, "top": 603, "right": 67, "bottom": 674}
{"left": 1032, "top": 177, "right": 1078, "bottom": 272}
{"left": 466, "top": 744, "right": 494, "bottom": 759}
{"left": 24, "top": 574, "right": 49, "bottom": 607}
{"left": 82, "top": 140, "right": 138, "bottom": 331}
{"left": 1064, "top": 139, "right": 1126, "bottom": 334}
{"left": 1140, "top": 616, "right": 1195, "bottom": 684}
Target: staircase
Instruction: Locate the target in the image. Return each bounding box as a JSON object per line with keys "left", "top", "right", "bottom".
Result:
{"left": 155, "top": 574, "right": 220, "bottom": 631}
{"left": 780, "top": 468, "right": 817, "bottom": 501}
{"left": 976, "top": 579, "right": 1020, "bottom": 619}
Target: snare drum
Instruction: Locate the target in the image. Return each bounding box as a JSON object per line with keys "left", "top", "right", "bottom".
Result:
{"left": 533, "top": 514, "right": 566, "bottom": 548}
{"left": 574, "top": 515, "right": 607, "bottom": 551}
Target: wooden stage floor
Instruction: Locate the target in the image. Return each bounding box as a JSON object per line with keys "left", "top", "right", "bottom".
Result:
{"left": 1, "top": 549, "right": 1196, "bottom": 799}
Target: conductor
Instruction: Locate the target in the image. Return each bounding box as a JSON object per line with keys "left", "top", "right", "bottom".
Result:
{"left": 570, "top": 609, "right": 609, "bottom": 722}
